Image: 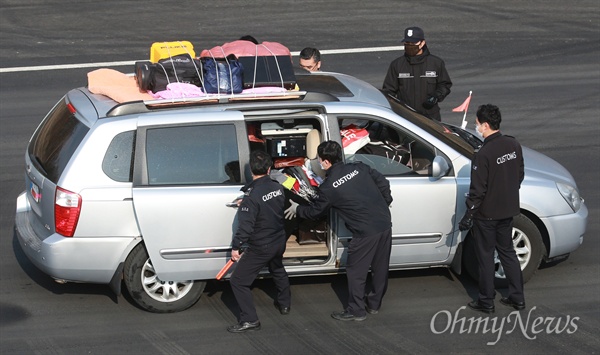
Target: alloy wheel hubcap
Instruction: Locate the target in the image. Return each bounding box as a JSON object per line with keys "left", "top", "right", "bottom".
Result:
{"left": 494, "top": 227, "right": 531, "bottom": 279}
{"left": 141, "top": 259, "right": 194, "bottom": 302}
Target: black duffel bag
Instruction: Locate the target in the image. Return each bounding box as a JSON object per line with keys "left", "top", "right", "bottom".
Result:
{"left": 135, "top": 55, "right": 204, "bottom": 93}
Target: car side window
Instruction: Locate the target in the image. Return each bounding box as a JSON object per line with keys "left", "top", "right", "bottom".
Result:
{"left": 103, "top": 130, "right": 135, "bottom": 182}
{"left": 339, "top": 118, "right": 436, "bottom": 176}
{"left": 145, "top": 124, "right": 240, "bottom": 185}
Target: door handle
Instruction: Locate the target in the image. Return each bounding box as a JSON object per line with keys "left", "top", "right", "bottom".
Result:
{"left": 226, "top": 196, "right": 243, "bottom": 208}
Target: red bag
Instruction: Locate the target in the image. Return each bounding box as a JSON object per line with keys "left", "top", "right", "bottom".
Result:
{"left": 341, "top": 125, "right": 371, "bottom": 154}
{"left": 247, "top": 124, "right": 265, "bottom": 143}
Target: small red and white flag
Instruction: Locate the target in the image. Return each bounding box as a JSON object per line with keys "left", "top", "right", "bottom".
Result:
{"left": 452, "top": 93, "right": 472, "bottom": 112}
{"left": 453, "top": 91, "right": 472, "bottom": 129}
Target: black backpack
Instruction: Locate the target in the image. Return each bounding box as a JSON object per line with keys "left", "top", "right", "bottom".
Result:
{"left": 135, "top": 55, "right": 204, "bottom": 93}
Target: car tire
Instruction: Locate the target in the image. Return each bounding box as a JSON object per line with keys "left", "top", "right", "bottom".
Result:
{"left": 463, "top": 213, "right": 545, "bottom": 288}
{"left": 123, "top": 243, "right": 206, "bottom": 313}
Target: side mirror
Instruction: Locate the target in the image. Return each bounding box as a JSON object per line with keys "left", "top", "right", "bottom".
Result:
{"left": 431, "top": 155, "right": 450, "bottom": 180}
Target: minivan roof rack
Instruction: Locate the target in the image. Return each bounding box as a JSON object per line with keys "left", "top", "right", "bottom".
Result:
{"left": 105, "top": 90, "right": 342, "bottom": 117}
{"left": 143, "top": 90, "right": 307, "bottom": 106}
{"left": 100, "top": 73, "right": 358, "bottom": 117}
{"left": 106, "top": 90, "right": 308, "bottom": 117}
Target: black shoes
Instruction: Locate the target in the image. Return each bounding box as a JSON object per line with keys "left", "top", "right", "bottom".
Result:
{"left": 365, "top": 306, "right": 379, "bottom": 315}
{"left": 331, "top": 310, "right": 366, "bottom": 321}
{"left": 274, "top": 302, "right": 291, "bottom": 315}
{"left": 467, "top": 301, "right": 495, "bottom": 314}
{"left": 227, "top": 321, "right": 261, "bottom": 333}
{"left": 467, "top": 298, "right": 525, "bottom": 313}
{"left": 500, "top": 297, "right": 526, "bottom": 310}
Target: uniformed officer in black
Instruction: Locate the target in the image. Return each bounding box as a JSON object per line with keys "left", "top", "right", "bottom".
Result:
{"left": 459, "top": 104, "right": 526, "bottom": 313}
{"left": 285, "top": 141, "right": 393, "bottom": 321}
{"left": 382, "top": 26, "right": 452, "bottom": 121}
{"left": 227, "top": 150, "right": 291, "bottom": 333}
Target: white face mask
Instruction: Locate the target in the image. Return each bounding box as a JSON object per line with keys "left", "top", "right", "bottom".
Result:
{"left": 319, "top": 161, "right": 326, "bottom": 170}
{"left": 475, "top": 123, "right": 484, "bottom": 139}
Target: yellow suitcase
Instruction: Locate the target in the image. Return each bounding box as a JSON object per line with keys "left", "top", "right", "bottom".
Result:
{"left": 150, "top": 41, "right": 195, "bottom": 63}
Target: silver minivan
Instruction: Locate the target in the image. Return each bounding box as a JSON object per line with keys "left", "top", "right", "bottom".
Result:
{"left": 15, "top": 71, "right": 588, "bottom": 312}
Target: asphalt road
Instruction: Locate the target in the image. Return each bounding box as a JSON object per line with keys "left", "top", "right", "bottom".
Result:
{"left": 1, "top": 1, "right": 599, "bottom": 354}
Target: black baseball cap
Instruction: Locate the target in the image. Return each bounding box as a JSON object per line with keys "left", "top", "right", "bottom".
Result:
{"left": 402, "top": 27, "right": 425, "bottom": 43}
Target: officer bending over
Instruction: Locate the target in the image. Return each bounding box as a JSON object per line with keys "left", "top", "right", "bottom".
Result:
{"left": 286, "top": 141, "right": 393, "bottom": 321}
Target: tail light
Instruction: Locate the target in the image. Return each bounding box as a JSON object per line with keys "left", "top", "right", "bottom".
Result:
{"left": 55, "top": 187, "right": 82, "bottom": 237}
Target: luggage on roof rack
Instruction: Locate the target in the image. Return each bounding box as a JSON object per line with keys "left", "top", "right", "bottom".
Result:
{"left": 88, "top": 39, "right": 313, "bottom": 108}
{"left": 150, "top": 41, "right": 195, "bottom": 63}
{"left": 200, "top": 41, "right": 297, "bottom": 90}
{"left": 135, "top": 40, "right": 297, "bottom": 96}
{"left": 135, "top": 55, "right": 204, "bottom": 93}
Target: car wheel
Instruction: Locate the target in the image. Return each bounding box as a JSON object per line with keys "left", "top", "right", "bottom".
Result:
{"left": 123, "top": 244, "right": 206, "bottom": 313}
{"left": 463, "top": 213, "right": 545, "bottom": 287}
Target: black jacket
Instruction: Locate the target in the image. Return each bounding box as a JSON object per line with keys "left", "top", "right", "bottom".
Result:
{"left": 297, "top": 162, "right": 393, "bottom": 238}
{"left": 382, "top": 46, "right": 452, "bottom": 121}
{"left": 466, "top": 132, "right": 524, "bottom": 220}
{"left": 232, "top": 175, "right": 286, "bottom": 250}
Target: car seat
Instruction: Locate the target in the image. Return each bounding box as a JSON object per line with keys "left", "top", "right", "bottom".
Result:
{"left": 306, "top": 129, "right": 325, "bottom": 179}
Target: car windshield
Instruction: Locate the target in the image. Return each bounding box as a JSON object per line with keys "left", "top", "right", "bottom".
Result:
{"left": 384, "top": 93, "right": 479, "bottom": 158}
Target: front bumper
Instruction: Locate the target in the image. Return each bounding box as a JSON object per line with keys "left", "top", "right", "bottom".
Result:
{"left": 541, "top": 202, "right": 588, "bottom": 258}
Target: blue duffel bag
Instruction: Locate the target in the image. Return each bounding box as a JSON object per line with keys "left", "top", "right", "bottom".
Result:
{"left": 202, "top": 55, "right": 244, "bottom": 94}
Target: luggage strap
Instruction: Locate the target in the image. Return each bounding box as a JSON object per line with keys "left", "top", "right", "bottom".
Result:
{"left": 206, "top": 47, "right": 237, "bottom": 97}
{"left": 158, "top": 41, "right": 205, "bottom": 97}
{"left": 249, "top": 44, "right": 285, "bottom": 90}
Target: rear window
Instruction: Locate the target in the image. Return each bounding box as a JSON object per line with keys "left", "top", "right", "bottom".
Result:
{"left": 28, "top": 99, "right": 90, "bottom": 182}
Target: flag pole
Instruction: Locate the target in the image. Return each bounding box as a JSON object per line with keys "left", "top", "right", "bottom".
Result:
{"left": 460, "top": 91, "right": 472, "bottom": 129}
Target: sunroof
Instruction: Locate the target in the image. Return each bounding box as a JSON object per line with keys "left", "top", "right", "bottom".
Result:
{"left": 296, "top": 75, "right": 354, "bottom": 97}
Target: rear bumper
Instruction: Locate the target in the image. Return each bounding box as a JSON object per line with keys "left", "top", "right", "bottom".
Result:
{"left": 15, "top": 192, "right": 137, "bottom": 284}
{"left": 541, "top": 202, "right": 588, "bottom": 258}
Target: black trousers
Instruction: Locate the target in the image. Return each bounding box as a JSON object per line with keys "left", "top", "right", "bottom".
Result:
{"left": 473, "top": 218, "right": 524, "bottom": 307}
{"left": 346, "top": 228, "right": 392, "bottom": 316}
{"left": 230, "top": 239, "right": 291, "bottom": 322}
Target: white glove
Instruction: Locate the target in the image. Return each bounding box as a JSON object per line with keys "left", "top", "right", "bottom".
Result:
{"left": 284, "top": 199, "right": 299, "bottom": 220}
